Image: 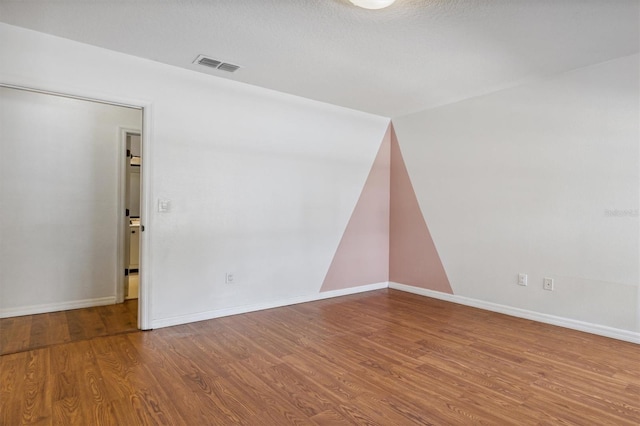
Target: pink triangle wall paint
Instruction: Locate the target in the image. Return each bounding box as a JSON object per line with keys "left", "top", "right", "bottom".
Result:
{"left": 320, "top": 125, "right": 391, "bottom": 292}
{"left": 389, "top": 124, "right": 453, "bottom": 294}
{"left": 320, "top": 122, "right": 452, "bottom": 294}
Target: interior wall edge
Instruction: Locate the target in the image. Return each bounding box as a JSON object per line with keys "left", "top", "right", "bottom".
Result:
{"left": 151, "top": 281, "right": 389, "bottom": 330}
{"left": 391, "top": 52, "right": 640, "bottom": 121}
{"left": 389, "top": 282, "right": 640, "bottom": 344}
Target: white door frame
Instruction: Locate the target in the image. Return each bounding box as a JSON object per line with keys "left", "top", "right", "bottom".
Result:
{"left": 138, "top": 105, "right": 153, "bottom": 330}
{"left": 0, "top": 82, "right": 154, "bottom": 330}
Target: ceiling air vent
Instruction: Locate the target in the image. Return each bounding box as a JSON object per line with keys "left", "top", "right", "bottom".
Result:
{"left": 217, "top": 62, "right": 241, "bottom": 73}
{"left": 193, "top": 55, "right": 241, "bottom": 73}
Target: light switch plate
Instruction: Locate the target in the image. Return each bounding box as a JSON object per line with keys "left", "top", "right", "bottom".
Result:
{"left": 158, "top": 199, "right": 171, "bottom": 213}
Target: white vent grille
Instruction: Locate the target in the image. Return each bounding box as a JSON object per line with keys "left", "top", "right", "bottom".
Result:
{"left": 193, "top": 55, "right": 241, "bottom": 73}
{"left": 217, "top": 62, "right": 241, "bottom": 73}
{"left": 196, "top": 57, "right": 222, "bottom": 69}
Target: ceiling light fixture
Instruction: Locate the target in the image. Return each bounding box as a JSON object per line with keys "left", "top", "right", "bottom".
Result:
{"left": 349, "top": 0, "right": 396, "bottom": 9}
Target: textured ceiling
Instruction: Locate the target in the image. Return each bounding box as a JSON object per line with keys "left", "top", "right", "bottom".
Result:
{"left": 0, "top": 0, "right": 638, "bottom": 117}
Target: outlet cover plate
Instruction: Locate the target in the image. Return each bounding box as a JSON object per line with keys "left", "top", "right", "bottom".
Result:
{"left": 518, "top": 273, "right": 527, "bottom": 286}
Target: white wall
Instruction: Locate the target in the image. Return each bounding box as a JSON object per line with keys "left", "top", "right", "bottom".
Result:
{"left": 393, "top": 54, "right": 639, "bottom": 334}
{"left": 0, "top": 87, "right": 141, "bottom": 315}
{"left": 0, "top": 23, "right": 390, "bottom": 326}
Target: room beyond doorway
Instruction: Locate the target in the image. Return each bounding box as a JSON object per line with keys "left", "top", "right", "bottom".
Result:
{"left": 123, "top": 131, "right": 142, "bottom": 303}
{"left": 0, "top": 84, "right": 147, "bottom": 337}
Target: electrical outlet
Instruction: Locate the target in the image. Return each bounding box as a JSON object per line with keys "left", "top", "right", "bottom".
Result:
{"left": 518, "top": 273, "right": 527, "bottom": 286}
{"left": 225, "top": 273, "right": 235, "bottom": 284}
{"left": 543, "top": 277, "right": 554, "bottom": 291}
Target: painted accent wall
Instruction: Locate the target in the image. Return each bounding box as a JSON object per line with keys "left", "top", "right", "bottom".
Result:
{"left": 392, "top": 54, "right": 639, "bottom": 334}
{"left": 389, "top": 123, "right": 452, "bottom": 294}
{"left": 0, "top": 23, "right": 390, "bottom": 326}
{"left": 320, "top": 125, "right": 390, "bottom": 292}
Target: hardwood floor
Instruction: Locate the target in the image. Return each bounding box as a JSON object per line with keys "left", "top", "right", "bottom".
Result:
{"left": 1, "top": 289, "right": 638, "bottom": 425}
{"left": 0, "top": 300, "right": 138, "bottom": 356}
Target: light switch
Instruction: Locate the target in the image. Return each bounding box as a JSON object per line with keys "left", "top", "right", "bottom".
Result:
{"left": 158, "top": 199, "right": 171, "bottom": 213}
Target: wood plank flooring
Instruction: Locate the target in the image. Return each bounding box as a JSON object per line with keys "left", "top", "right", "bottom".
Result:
{"left": 0, "top": 300, "right": 138, "bottom": 356}
{"left": 1, "top": 289, "right": 638, "bottom": 425}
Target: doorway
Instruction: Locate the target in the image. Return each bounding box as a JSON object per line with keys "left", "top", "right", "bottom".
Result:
{"left": 123, "top": 131, "right": 142, "bottom": 303}
{"left": 0, "top": 84, "right": 148, "bottom": 354}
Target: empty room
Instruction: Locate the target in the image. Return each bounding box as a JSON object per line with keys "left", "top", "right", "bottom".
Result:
{"left": 0, "top": 0, "right": 638, "bottom": 424}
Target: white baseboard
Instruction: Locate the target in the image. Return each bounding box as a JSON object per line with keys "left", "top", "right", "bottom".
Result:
{"left": 0, "top": 296, "right": 117, "bottom": 318}
{"left": 134, "top": 278, "right": 640, "bottom": 344}
{"left": 389, "top": 282, "right": 639, "bottom": 345}
{"left": 151, "top": 281, "right": 389, "bottom": 329}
